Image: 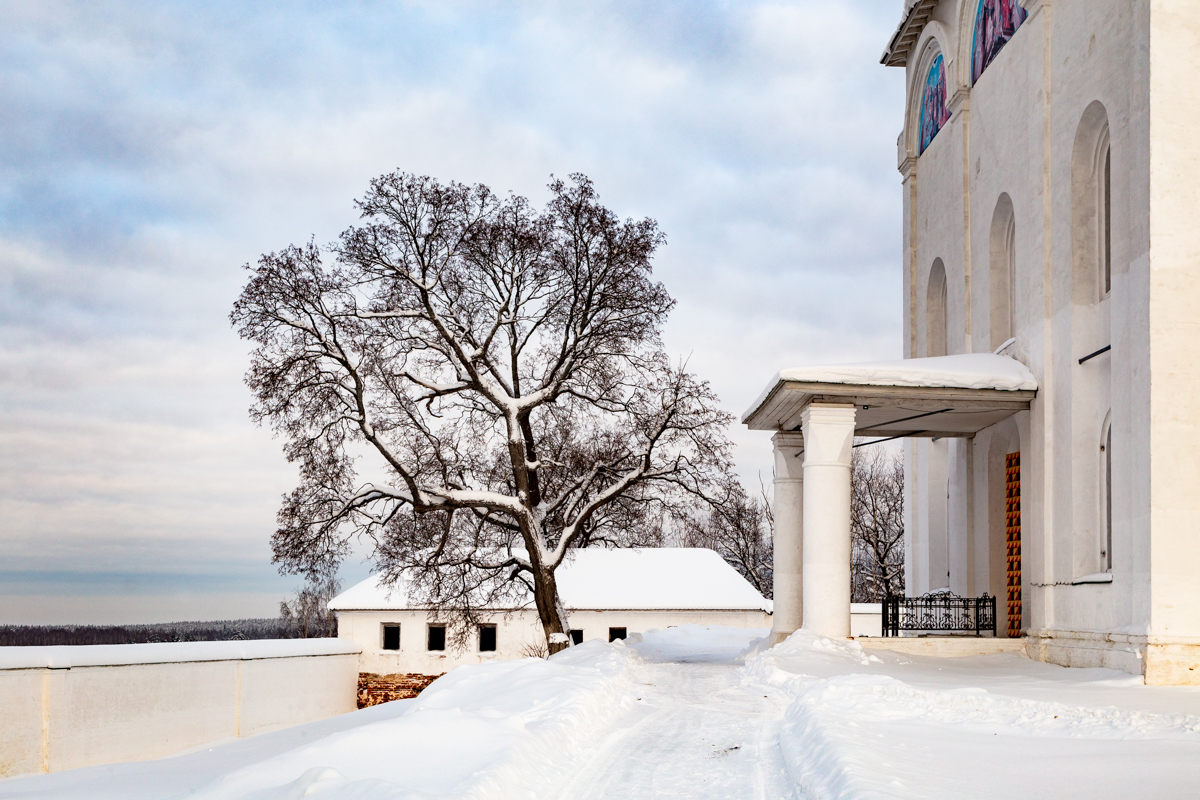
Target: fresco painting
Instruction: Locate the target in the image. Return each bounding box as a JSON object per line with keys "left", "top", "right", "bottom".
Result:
{"left": 972, "top": 0, "right": 1028, "bottom": 84}
{"left": 919, "top": 54, "right": 949, "bottom": 155}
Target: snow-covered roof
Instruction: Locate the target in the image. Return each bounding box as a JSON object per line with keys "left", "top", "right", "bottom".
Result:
{"left": 743, "top": 353, "right": 1037, "bottom": 425}
{"left": 329, "top": 548, "right": 772, "bottom": 613}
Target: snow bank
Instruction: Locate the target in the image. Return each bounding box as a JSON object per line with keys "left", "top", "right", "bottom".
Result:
{"left": 0, "top": 638, "right": 360, "bottom": 670}
{"left": 625, "top": 624, "right": 770, "bottom": 663}
{"left": 186, "top": 640, "right": 636, "bottom": 799}
{"left": 747, "top": 630, "right": 1200, "bottom": 799}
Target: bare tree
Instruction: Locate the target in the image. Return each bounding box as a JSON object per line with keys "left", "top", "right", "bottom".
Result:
{"left": 850, "top": 446, "right": 905, "bottom": 601}
{"left": 681, "top": 478, "right": 773, "bottom": 598}
{"left": 232, "top": 173, "right": 733, "bottom": 654}
{"left": 280, "top": 577, "right": 341, "bottom": 638}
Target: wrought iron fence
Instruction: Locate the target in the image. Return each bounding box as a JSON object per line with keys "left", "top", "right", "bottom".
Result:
{"left": 881, "top": 591, "right": 996, "bottom": 637}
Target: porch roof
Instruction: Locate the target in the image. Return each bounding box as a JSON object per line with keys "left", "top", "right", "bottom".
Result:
{"left": 742, "top": 354, "right": 1037, "bottom": 438}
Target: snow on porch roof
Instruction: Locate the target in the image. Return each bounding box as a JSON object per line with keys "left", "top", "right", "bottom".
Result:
{"left": 329, "top": 548, "right": 772, "bottom": 613}
{"left": 742, "top": 354, "right": 1038, "bottom": 434}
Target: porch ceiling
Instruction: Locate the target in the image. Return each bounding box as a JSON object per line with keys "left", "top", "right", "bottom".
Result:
{"left": 742, "top": 354, "right": 1037, "bottom": 438}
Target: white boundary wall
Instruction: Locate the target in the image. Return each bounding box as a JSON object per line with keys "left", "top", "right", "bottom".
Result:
{"left": 0, "top": 639, "right": 360, "bottom": 778}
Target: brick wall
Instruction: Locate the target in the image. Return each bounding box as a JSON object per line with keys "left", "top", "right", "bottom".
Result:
{"left": 357, "top": 672, "right": 443, "bottom": 708}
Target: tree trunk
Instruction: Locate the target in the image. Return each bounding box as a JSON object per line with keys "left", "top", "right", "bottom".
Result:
{"left": 531, "top": 566, "right": 572, "bottom": 655}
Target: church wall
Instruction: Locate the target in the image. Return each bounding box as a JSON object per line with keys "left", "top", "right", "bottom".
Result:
{"left": 896, "top": 0, "right": 1200, "bottom": 677}
{"left": 1039, "top": 0, "right": 1148, "bottom": 641}
{"left": 960, "top": 0, "right": 1047, "bottom": 634}
{"left": 1146, "top": 2, "right": 1200, "bottom": 650}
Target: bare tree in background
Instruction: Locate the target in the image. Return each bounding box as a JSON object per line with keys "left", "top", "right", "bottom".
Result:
{"left": 850, "top": 446, "right": 905, "bottom": 601}
{"left": 682, "top": 478, "right": 773, "bottom": 598}
{"left": 280, "top": 577, "right": 341, "bottom": 638}
{"left": 233, "top": 173, "right": 734, "bottom": 654}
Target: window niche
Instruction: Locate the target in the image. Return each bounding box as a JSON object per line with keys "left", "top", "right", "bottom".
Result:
{"left": 926, "top": 259, "right": 948, "bottom": 357}
{"left": 427, "top": 625, "right": 446, "bottom": 651}
{"left": 1101, "top": 414, "right": 1113, "bottom": 572}
{"left": 479, "top": 624, "right": 497, "bottom": 652}
{"left": 989, "top": 194, "right": 1016, "bottom": 350}
{"left": 608, "top": 627, "right": 627, "bottom": 642}
{"left": 570, "top": 629, "right": 584, "bottom": 645}
{"left": 382, "top": 623, "right": 400, "bottom": 651}
{"left": 1098, "top": 128, "right": 1112, "bottom": 298}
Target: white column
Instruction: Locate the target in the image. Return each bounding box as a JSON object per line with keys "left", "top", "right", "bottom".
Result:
{"left": 801, "top": 403, "right": 856, "bottom": 638}
{"left": 771, "top": 432, "right": 804, "bottom": 644}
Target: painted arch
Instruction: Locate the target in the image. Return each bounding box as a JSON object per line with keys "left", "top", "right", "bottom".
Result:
{"left": 919, "top": 53, "right": 949, "bottom": 155}
{"left": 971, "top": 0, "right": 1027, "bottom": 84}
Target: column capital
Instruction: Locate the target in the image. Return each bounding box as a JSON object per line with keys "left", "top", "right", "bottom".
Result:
{"left": 801, "top": 403, "right": 856, "bottom": 469}
{"left": 771, "top": 431, "right": 805, "bottom": 480}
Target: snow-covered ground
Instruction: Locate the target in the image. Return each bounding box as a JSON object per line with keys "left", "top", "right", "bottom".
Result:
{"left": 6, "top": 626, "right": 1200, "bottom": 799}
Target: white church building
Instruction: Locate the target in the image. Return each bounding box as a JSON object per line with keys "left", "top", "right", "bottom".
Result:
{"left": 745, "top": 0, "right": 1200, "bottom": 684}
{"left": 331, "top": 548, "right": 772, "bottom": 675}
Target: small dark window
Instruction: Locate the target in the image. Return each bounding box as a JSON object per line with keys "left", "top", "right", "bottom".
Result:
{"left": 428, "top": 625, "right": 446, "bottom": 651}
{"left": 608, "top": 627, "right": 626, "bottom": 642}
{"left": 479, "top": 625, "right": 497, "bottom": 652}
{"left": 570, "top": 629, "right": 583, "bottom": 646}
{"left": 382, "top": 624, "right": 400, "bottom": 651}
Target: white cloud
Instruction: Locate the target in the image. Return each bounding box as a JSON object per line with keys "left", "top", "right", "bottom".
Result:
{"left": 0, "top": 0, "right": 906, "bottom": 622}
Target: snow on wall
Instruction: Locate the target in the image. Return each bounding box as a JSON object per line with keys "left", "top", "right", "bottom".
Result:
{"left": 0, "top": 637, "right": 360, "bottom": 671}
{"left": 330, "top": 548, "right": 772, "bottom": 612}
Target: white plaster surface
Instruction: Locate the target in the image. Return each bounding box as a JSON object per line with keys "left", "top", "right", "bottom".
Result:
{"left": 0, "top": 640, "right": 359, "bottom": 778}
{"left": 340, "top": 608, "right": 773, "bottom": 676}
{"left": 876, "top": 0, "right": 1200, "bottom": 682}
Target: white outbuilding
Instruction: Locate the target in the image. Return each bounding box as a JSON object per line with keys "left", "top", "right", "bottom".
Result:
{"left": 330, "top": 548, "right": 773, "bottom": 675}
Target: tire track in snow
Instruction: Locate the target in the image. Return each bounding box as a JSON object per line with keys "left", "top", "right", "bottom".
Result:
{"left": 543, "top": 662, "right": 795, "bottom": 800}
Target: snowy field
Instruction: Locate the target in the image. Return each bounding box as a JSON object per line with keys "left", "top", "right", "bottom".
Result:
{"left": 5, "top": 627, "right": 1200, "bottom": 799}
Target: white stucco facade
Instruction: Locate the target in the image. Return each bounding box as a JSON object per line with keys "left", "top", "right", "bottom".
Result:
{"left": 743, "top": 0, "right": 1200, "bottom": 684}
{"left": 331, "top": 548, "right": 773, "bottom": 675}
{"left": 890, "top": 0, "right": 1200, "bottom": 683}
{"left": 0, "top": 639, "right": 360, "bottom": 778}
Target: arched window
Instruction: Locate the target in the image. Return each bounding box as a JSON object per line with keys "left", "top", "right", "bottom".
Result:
{"left": 926, "top": 259, "right": 948, "bottom": 357}
{"left": 989, "top": 194, "right": 1016, "bottom": 349}
{"left": 919, "top": 53, "right": 950, "bottom": 155}
{"left": 1101, "top": 413, "right": 1113, "bottom": 571}
{"left": 1098, "top": 129, "right": 1112, "bottom": 297}
{"left": 971, "top": 0, "right": 1028, "bottom": 84}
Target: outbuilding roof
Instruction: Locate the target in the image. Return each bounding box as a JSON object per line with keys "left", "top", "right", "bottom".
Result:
{"left": 329, "top": 548, "right": 772, "bottom": 613}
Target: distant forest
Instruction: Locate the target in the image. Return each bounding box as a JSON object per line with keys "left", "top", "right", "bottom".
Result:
{"left": 0, "top": 618, "right": 336, "bottom": 647}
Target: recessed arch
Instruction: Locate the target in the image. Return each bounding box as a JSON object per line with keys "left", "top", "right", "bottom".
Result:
{"left": 1100, "top": 410, "right": 1113, "bottom": 572}
{"left": 926, "top": 259, "right": 948, "bottom": 357}
{"left": 989, "top": 194, "right": 1016, "bottom": 350}
{"left": 1071, "top": 101, "right": 1112, "bottom": 304}
{"left": 905, "top": 30, "right": 952, "bottom": 158}
{"left": 919, "top": 53, "right": 950, "bottom": 155}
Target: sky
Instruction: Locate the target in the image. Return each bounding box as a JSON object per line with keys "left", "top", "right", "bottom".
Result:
{"left": 0, "top": 1, "right": 906, "bottom": 624}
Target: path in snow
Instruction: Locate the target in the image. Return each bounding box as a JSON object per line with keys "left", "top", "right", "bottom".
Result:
{"left": 545, "top": 658, "right": 795, "bottom": 799}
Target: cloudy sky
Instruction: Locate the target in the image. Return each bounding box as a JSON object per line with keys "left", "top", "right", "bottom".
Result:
{"left": 0, "top": 1, "right": 905, "bottom": 624}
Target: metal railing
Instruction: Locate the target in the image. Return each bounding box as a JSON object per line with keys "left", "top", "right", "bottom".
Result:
{"left": 881, "top": 591, "right": 996, "bottom": 637}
